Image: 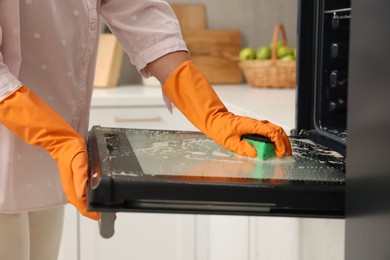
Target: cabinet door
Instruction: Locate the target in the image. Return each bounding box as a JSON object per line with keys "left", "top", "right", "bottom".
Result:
{"left": 194, "top": 216, "right": 300, "bottom": 260}
{"left": 249, "top": 217, "right": 299, "bottom": 260}
{"left": 197, "top": 215, "right": 251, "bottom": 260}
{"left": 79, "top": 213, "right": 195, "bottom": 260}
{"left": 89, "top": 106, "right": 198, "bottom": 131}
{"left": 298, "top": 218, "right": 344, "bottom": 260}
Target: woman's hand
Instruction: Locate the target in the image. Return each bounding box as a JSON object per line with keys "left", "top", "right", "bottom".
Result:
{"left": 0, "top": 86, "right": 99, "bottom": 220}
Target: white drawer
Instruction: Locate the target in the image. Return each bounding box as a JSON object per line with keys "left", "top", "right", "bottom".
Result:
{"left": 89, "top": 106, "right": 198, "bottom": 131}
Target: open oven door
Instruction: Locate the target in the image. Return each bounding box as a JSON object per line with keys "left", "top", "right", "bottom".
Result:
{"left": 87, "top": 126, "right": 345, "bottom": 238}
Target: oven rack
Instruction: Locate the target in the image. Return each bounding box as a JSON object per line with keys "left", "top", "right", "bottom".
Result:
{"left": 324, "top": 8, "right": 351, "bottom": 20}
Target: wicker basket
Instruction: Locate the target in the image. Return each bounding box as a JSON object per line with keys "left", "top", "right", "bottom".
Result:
{"left": 239, "top": 23, "right": 296, "bottom": 88}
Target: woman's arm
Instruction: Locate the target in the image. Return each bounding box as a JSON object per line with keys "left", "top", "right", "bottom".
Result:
{"left": 146, "top": 52, "right": 292, "bottom": 158}
{"left": 144, "top": 51, "right": 190, "bottom": 85}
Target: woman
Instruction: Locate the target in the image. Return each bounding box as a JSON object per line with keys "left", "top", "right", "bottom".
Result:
{"left": 0, "top": 1, "right": 291, "bottom": 259}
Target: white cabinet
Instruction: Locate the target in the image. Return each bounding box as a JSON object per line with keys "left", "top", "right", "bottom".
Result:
{"left": 298, "top": 218, "right": 345, "bottom": 260}
{"left": 89, "top": 106, "right": 197, "bottom": 131}
{"left": 79, "top": 213, "right": 196, "bottom": 260}
{"left": 249, "top": 217, "right": 300, "bottom": 260}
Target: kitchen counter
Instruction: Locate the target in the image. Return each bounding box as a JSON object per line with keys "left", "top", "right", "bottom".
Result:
{"left": 91, "top": 84, "right": 296, "bottom": 133}
{"left": 213, "top": 84, "right": 296, "bottom": 133}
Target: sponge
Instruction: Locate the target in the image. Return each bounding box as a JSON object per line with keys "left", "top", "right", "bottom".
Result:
{"left": 242, "top": 134, "right": 275, "bottom": 160}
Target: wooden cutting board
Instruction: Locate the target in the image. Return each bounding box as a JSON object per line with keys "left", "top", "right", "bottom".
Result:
{"left": 182, "top": 30, "right": 241, "bottom": 57}
{"left": 182, "top": 30, "right": 243, "bottom": 84}
{"left": 171, "top": 4, "right": 206, "bottom": 30}
{"left": 191, "top": 55, "right": 243, "bottom": 84}
{"left": 94, "top": 34, "right": 124, "bottom": 88}
{"left": 171, "top": 4, "right": 242, "bottom": 83}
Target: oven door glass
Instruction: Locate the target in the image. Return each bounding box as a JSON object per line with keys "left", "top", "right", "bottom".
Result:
{"left": 87, "top": 126, "right": 345, "bottom": 219}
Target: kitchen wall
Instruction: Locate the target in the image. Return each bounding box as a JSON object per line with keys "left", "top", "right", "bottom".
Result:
{"left": 167, "top": 0, "right": 298, "bottom": 48}
{"left": 117, "top": 0, "right": 298, "bottom": 85}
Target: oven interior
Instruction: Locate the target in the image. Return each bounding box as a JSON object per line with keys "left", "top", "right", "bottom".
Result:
{"left": 296, "top": 0, "right": 351, "bottom": 156}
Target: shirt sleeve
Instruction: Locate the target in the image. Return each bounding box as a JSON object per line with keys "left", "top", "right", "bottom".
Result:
{"left": 0, "top": 26, "right": 22, "bottom": 102}
{"left": 100, "top": 0, "right": 188, "bottom": 77}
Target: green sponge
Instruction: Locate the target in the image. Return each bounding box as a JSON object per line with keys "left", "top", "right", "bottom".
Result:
{"left": 242, "top": 134, "right": 275, "bottom": 160}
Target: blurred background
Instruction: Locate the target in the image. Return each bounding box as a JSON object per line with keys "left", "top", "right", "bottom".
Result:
{"left": 117, "top": 0, "right": 298, "bottom": 85}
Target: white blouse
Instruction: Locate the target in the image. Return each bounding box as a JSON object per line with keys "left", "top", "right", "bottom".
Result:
{"left": 0, "top": 0, "right": 187, "bottom": 213}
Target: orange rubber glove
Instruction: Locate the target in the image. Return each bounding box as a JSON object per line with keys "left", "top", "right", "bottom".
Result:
{"left": 163, "top": 61, "right": 292, "bottom": 158}
{"left": 0, "top": 86, "right": 99, "bottom": 220}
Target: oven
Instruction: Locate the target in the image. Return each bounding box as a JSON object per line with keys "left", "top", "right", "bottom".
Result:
{"left": 87, "top": 0, "right": 351, "bottom": 238}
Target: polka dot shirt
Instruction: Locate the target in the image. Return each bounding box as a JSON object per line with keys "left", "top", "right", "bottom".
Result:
{"left": 0, "top": 0, "right": 187, "bottom": 213}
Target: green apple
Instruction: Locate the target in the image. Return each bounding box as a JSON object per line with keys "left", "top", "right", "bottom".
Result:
{"left": 277, "top": 46, "right": 293, "bottom": 59}
{"left": 280, "top": 55, "right": 295, "bottom": 61}
{"left": 255, "top": 46, "right": 271, "bottom": 60}
{"left": 239, "top": 47, "right": 256, "bottom": 61}
{"left": 293, "top": 48, "right": 297, "bottom": 60}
